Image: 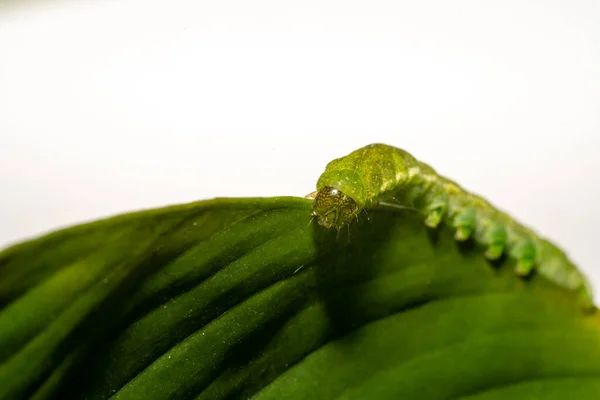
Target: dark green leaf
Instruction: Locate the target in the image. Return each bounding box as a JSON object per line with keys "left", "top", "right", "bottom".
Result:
{"left": 0, "top": 196, "right": 599, "bottom": 400}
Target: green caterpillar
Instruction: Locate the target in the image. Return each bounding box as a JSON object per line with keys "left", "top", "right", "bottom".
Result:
{"left": 308, "top": 143, "right": 595, "bottom": 312}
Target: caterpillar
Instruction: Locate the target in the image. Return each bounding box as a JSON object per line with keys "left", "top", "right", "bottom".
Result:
{"left": 307, "top": 143, "right": 595, "bottom": 312}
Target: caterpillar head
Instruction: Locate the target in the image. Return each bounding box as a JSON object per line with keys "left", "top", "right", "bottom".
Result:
{"left": 311, "top": 186, "right": 360, "bottom": 230}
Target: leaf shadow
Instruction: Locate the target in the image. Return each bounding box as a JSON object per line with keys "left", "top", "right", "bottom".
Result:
{"left": 311, "top": 211, "right": 397, "bottom": 340}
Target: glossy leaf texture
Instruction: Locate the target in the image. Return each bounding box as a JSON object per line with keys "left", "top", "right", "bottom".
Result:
{"left": 1, "top": 196, "right": 599, "bottom": 400}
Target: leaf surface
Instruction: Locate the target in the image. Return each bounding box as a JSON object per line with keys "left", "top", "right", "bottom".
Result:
{"left": 0, "top": 197, "right": 598, "bottom": 400}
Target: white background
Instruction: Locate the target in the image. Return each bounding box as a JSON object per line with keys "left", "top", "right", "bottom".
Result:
{"left": 1, "top": 1, "right": 599, "bottom": 292}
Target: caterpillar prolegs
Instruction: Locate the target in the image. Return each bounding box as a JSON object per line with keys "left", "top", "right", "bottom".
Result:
{"left": 308, "top": 143, "right": 595, "bottom": 312}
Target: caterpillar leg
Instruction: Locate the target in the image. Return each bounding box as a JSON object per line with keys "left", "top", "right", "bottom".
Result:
{"left": 484, "top": 222, "right": 507, "bottom": 260}
{"left": 453, "top": 206, "right": 476, "bottom": 241}
{"left": 511, "top": 237, "right": 537, "bottom": 276}
{"left": 579, "top": 292, "right": 596, "bottom": 314}
{"left": 576, "top": 279, "right": 596, "bottom": 313}
{"left": 424, "top": 198, "right": 447, "bottom": 229}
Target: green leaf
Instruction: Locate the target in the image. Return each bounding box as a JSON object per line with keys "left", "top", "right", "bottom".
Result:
{"left": 1, "top": 196, "right": 599, "bottom": 400}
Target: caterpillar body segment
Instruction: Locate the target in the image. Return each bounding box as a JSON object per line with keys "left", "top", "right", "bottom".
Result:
{"left": 310, "top": 143, "right": 594, "bottom": 312}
